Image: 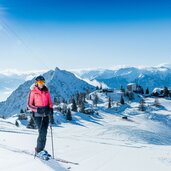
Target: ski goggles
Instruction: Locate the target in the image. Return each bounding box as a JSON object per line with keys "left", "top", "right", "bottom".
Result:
{"left": 37, "top": 80, "right": 45, "bottom": 85}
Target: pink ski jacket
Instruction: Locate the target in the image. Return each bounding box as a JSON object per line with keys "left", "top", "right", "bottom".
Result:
{"left": 28, "top": 85, "right": 53, "bottom": 113}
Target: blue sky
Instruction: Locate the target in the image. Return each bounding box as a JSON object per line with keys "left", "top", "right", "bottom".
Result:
{"left": 0, "top": 0, "right": 171, "bottom": 71}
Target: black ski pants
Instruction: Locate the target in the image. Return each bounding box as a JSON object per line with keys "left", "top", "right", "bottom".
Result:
{"left": 34, "top": 116, "right": 49, "bottom": 152}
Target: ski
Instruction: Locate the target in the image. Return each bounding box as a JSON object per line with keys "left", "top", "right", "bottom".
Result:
{"left": 24, "top": 149, "right": 79, "bottom": 165}
{"left": 0, "top": 144, "right": 79, "bottom": 167}
{"left": 34, "top": 151, "right": 79, "bottom": 165}
{"left": 54, "top": 157, "right": 79, "bottom": 165}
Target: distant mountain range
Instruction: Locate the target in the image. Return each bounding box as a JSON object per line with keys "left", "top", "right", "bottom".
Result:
{"left": 73, "top": 63, "right": 171, "bottom": 91}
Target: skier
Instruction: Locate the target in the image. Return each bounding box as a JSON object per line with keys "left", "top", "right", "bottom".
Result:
{"left": 27, "top": 75, "right": 54, "bottom": 159}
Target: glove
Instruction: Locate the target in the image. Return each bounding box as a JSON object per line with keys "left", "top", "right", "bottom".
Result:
{"left": 37, "top": 106, "right": 49, "bottom": 114}
{"left": 49, "top": 108, "right": 54, "bottom": 124}
{"left": 49, "top": 115, "right": 54, "bottom": 124}
{"left": 49, "top": 108, "right": 53, "bottom": 115}
{"left": 37, "top": 107, "right": 45, "bottom": 114}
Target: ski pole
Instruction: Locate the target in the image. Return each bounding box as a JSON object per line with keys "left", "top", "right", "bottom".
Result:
{"left": 50, "top": 124, "right": 55, "bottom": 159}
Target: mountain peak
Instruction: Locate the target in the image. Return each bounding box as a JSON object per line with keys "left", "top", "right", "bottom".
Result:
{"left": 55, "top": 67, "right": 60, "bottom": 71}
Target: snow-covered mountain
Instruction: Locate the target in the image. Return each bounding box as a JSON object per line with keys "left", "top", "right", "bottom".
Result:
{"left": 0, "top": 68, "right": 95, "bottom": 117}
{"left": 73, "top": 64, "right": 171, "bottom": 91}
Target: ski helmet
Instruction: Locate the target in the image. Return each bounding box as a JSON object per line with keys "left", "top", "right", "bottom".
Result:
{"left": 35, "top": 75, "right": 45, "bottom": 82}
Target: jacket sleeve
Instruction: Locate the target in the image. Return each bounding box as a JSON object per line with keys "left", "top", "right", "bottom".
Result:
{"left": 48, "top": 91, "right": 53, "bottom": 109}
{"left": 27, "top": 91, "right": 37, "bottom": 112}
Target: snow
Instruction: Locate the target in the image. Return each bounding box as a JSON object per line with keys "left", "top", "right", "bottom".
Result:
{"left": 153, "top": 88, "right": 163, "bottom": 93}
{"left": 0, "top": 91, "right": 171, "bottom": 171}
{"left": 79, "top": 78, "right": 108, "bottom": 89}
{"left": 0, "top": 148, "right": 56, "bottom": 171}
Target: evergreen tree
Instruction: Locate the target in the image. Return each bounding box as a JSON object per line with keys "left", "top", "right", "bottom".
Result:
{"left": 15, "top": 120, "right": 19, "bottom": 127}
{"left": 163, "top": 86, "right": 169, "bottom": 97}
{"left": 66, "top": 108, "right": 72, "bottom": 121}
{"left": 71, "top": 98, "right": 77, "bottom": 112}
{"left": 141, "top": 88, "right": 144, "bottom": 95}
{"left": 93, "top": 93, "right": 98, "bottom": 107}
{"left": 27, "top": 117, "right": 36, "bottom": 129}
{"left": 80, "top": 101, "right": 85, "bottom": 113}
{"left": 62, "top": 98, "right": 66, "bottom": 104}
{"left": 54, "top": 97, "right": 60, "bottom": 105}
{"left": 108, "top": 97, "right": 112, "bottom": 108}
{"left": 69, "top": 97, "right": 72, "bottom": 104}
{"left": 120, "top": 95, "right": 125, "bottom": 105}
{"left": 138, "top": 99, "right": 145, "bottom": 111}
{"left": 20, "top": 109, "right": 24, "bottom": 113}
{"left": 82, "top": 93, "right": 86, "bottom": 103}
{"left": 61, "top": 100, "right": 67, "bottom": 114}
{"left": 120, "top": 85, "right": 125, "bottom": 93}
{"left": 146, "top": 88, "right": 149, "bottom": 94}
{"left": 86, "top": 89, "right": 91, "bottom": 99}
{"left": 96, "top": 86, "right": 99, "bottom": 90}
{"left": 100, "top": 84, "right": 102, "bottom": 90}
{"left": 76, "top": 93, "right": 79, "bottom": 105}
{"left": 128, "top": 92, "right": 134, "bottom": 100}
{"left": 77, "top": 93, "right": 85, "bottom": 106}
{"left": 77, "top": 93, "right": 82, "bottom": 106}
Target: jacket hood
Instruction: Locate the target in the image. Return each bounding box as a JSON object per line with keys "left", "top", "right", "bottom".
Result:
{"left": 30, "top": 83, "right": 36, "bottom": 90}
{"left": 30, "top": 83, "right": 48, "bottom": 92}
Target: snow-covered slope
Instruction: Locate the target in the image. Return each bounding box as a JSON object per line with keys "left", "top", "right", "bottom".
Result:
{"left": 73, "top": 64, "right": 171, "bottom": 91}
{"left": 0, "top": 92, "right": 171, "bottom": 171}
{"left": 0, "top": 68, "right": 95, "bottom": 117}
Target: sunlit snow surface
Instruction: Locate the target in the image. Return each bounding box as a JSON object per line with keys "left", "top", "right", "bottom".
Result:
{"left": 0, "top": 95, "right": 171, "bottom": 171}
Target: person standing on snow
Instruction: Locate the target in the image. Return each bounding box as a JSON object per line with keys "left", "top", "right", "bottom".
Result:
{"left": 27, "top": 75, "right": 54, "bottom": 157}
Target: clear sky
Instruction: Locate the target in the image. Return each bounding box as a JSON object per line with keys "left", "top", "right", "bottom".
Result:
{"left": 0, "top": 0, "right": 171, "bottom": 71}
